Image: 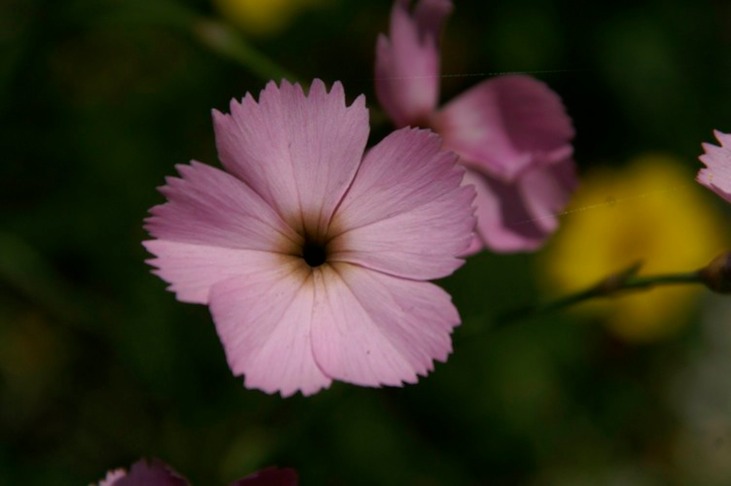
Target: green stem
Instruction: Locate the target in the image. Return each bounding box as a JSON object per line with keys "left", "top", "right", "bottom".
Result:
{"left": 499, "top": 263, "right": 703, "bottom": 324}
{"left": 103, "top": 0, "right": 297, "bottom": 83}
{"left": 193, "top": 20, "right": 298, "bottom": 83}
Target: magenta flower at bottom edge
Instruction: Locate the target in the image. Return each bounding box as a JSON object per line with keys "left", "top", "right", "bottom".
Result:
{"left": 144, "top": 79, "right": 476, "bottom": 397}
{"left": 95, "top": 459, "right": 187, "bottom": 486}
{"left": 376, "top": 0, "right": 576, "bottom": 253}
{"left": 698, "top": 130, "right": 731, "bottom": 203}
{"left": 95, "top": 459, "right": 297, "bottom": 486}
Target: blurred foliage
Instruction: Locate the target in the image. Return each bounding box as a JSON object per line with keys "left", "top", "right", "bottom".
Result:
{"left": 2, "top": 0, "right": 731, "bottom": 484}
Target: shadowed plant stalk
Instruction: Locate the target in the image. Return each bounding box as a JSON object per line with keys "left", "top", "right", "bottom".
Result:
{"left": 193, "top": 19, "right": 298, "bottom": 82}
{"left": 500, "top": 251, "right": 731, "bottom": 324}
{"left": 106, "top": 0, "right": 298, "bottom": 82}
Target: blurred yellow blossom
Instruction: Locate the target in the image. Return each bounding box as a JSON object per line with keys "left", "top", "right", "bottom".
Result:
{"left": 213, "top": 0, "right": 328, "bottom": 37}
{"left": 541, "top": 154, "right": 729, "bottom": 341}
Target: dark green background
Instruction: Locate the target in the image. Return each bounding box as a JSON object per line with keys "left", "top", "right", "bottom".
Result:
{"left": 2, "top": 0, "right": 731, "bottom": 484}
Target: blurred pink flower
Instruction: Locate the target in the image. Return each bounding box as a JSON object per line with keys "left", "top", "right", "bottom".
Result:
{"left": 376, "top": 0, "right": 576, "bottom": 253}
{"left": 95, "top": 459, "right": 297, "bottom": 485}
{"left": 698, "top": 130, "right": 731, "bottom": 202}
{"left": 95, "top": 459, "right": 187, "bottom": 485}
{"left": 144, "top": 80, "right": 475, "bottom": 397}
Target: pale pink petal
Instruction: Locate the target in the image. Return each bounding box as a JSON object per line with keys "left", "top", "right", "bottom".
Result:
{"left": 145, "top": 161, "right": 300, "bottom": 251}
{"left": 433, "top": 74, "right": 574, "bottom": 181}
{"left": 143, "top": 242, "right": 286, "bottom": 304}
{"left": 311, "top": 263, "right": 459, "bottom": 387}
{"left": 143, "top": 160, "right": 303, "bottom": 304}
{"left": 698, "top": 130, "right": 731, "bottom": 203}
{"left": 464, "top": 165, "right": 572, "bottom": 253}
{"left": 213, "top": 80, "right": 368, "bottom": 234}
{"left": 329, "top": 127, "right": 475, "bottom": 280}
{"left": 375, "top": 0, "right": 452, "bottom": 127}
{"left": 209, "top": 263, "right": 331, "bottom": 397}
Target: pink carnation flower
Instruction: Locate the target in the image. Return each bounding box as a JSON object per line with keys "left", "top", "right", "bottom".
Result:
{"left": 376, "top": 0, "right": 576, "bottom": 253}
{"left": 698, "top": 130, "right": 731, "bottom": 202}
{"left": 144, "top": 80, "right": 475, "bottom": 397}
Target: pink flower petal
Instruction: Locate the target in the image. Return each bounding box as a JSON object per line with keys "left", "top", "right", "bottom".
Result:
{"left": 375, "top": 0, "right": 452, "bottom": 127}
{"left": 460, "top": 233, "right": 484, "bottom": 257}
{"left": 209, "top": 263, "right": 332, "bottom": 397}
{"left": 698, "top": 129, "right": 731, "bottom": 203}
{"left": 213, "top": 80, "right": 368, "bottom": 235}
{"left": 144, "top": 241, "right": 287, "bottom": 304}
{"left": 433, "top": 75, "right": 574, "bottom": 181}
{"left": 329, "top": 127, "right": 475, "bottom": 280}
{"left": 311, "top": 263, "right": 459, "bottom": 387}
{"left": 462, "top": 168, "right": 540, "bottom": 252}
{"left": 519, "top": 157, "right": 577, "bottom": 233}
{"left": 463, "top": 162, "right": 574, "bottom": 253}
{"left": 145, "top": 161, "right": 300, "bottom": 251}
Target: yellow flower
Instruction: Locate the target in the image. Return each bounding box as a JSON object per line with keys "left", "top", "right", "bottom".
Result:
{"left": 540, "top": 154, "right": 729, "bottom": 341}
{"left": 212, "top": 0, "right": 327, "bottom": 37}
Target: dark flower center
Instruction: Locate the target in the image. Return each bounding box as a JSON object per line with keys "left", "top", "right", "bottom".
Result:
{"left": 302, "top": 239, "right": 328, "bottom": 268}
